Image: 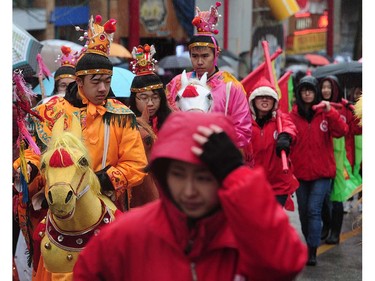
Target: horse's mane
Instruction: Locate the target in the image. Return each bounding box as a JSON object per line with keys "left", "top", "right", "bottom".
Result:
{"left": 41, "top": 132, "right": 101, "bottom": 195}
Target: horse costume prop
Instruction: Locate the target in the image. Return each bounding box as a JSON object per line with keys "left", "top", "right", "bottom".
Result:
{"left": 33, "top": 116, "right": 119, "bottom": 280}
{"left": 175, "top": 70, "right": 213, "bottom": 112}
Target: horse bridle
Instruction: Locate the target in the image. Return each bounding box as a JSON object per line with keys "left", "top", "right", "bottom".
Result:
{"left": 48, "top": 171, "right": 90, "bottom": 200}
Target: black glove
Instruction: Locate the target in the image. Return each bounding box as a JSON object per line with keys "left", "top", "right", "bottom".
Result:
{"left": 95, "top": 165, "right": 114, "bottom": 192}
{"left": 276, "top": 132, "right": 292, "bottom": 157}
{"left": 199, "top": 132, "right": 244, "bottom": 182}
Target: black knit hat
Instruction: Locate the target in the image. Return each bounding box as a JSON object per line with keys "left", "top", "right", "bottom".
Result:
{"left": 54, "top": 66, "right": 76, "bottom": 81}
{"left": 75, "top": 53, "right": 113, "bottom": 76}
{"left": 130, "top": 73, "right": 163, "bottom": 93}
{"left": 74, "top": 15, "right": 116, "bottom": 76}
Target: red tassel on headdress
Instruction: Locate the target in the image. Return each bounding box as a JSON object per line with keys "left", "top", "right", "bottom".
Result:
{"left": 104, "top": 19, "right": 117, "bottom": 34}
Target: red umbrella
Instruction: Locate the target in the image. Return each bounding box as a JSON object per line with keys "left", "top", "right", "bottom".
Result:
{"left": 304, "top": 54, "right": 330, "bottom": 66}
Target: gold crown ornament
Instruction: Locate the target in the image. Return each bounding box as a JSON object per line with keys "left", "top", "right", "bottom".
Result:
{"left": 76, "top": 15, "right": 116, "bottom": 57}
{"left": 130, "top": 44, "right": 158, "bottom": 76}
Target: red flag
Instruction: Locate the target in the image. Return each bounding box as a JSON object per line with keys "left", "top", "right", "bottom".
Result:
{"left": 278, "top": 71, "right": 292, "bottom": 113}
{"left": 241, "top": 48, "right": 282, "bottom": 98}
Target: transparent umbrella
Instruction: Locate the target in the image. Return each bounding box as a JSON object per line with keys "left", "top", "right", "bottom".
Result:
{"left": 33, "top": 67, "right": 135, "bottom": 98}
{"left": 40, "top": 39, "right": 83, "bottom": 73}
{"left": 12, "top": 23, "right": 43, "bottom": 77}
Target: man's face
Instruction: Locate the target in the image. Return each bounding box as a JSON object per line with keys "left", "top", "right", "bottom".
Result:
{"left": 77, "top": 74, "right": 112, "bottom": 105}
{"left": 190, "top": 47, "right": 217, "bottom": 78}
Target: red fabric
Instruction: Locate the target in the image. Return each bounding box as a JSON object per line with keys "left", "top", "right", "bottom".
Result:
{"left": 339, "top": 104, "right": 362, "bottom": 168}
{"left": 73, "top": 168, "right": 307, "bottom": 281}
{"left": 150, "top": 111, "right": 238, "bottom": 165}
{"left": 32, "top": 220, "right": 46, "bottom": 272}
{"left": 278, "top": 71, "right": 292, "bottom": 113}
{"left": 49, "top": 149, "right": 74, "bottom": 167}
{"left": 289, "top": 105, "right": 349, "bottom": 180}
{"left": 73, "top": 111, "right": 307, "bottom": 281}
{"left": 241, "top": 49, "right": 282, "bottom": 97}
{"left": 251, "top": 110, "right": 299, "bottom": 196}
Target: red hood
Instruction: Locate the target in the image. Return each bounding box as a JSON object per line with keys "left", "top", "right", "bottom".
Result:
{"left": 150, "top": 111, "right": 238, "bottom": 166}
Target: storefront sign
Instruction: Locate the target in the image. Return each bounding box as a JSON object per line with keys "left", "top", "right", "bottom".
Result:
{"left": 140, "top": 0, "right": 167, "bottom": 32}
{"left": 286, "top": 30, "right": 326, "bottom": 54}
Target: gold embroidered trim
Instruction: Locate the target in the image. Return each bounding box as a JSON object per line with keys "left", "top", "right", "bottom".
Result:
{"left": 188, "top": 42, "right": 216, "bottom": 49}
{"left": 131, "top": 83, "right": 164, "bottom": 93}
{"left": 75, "top": 69, "right": 113, "bottom": 76}
{"left": 55, "top": 74, "right": 76, "bottom": 81}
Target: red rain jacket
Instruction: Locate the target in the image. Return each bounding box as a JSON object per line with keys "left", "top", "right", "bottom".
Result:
{"left": 289, "top": 105, "right": 349, "bottom": 180}
{"left": 251, "top": 110, "right": 299, "bottom": 196}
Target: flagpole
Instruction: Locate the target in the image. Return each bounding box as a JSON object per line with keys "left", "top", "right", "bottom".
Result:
{"left": 262, "top": 41, "right": 289, "bottom": 173}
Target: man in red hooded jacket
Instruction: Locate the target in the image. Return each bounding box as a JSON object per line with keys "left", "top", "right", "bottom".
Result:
{"left": 73, "top": 111, "right": 307, "bottom": 281}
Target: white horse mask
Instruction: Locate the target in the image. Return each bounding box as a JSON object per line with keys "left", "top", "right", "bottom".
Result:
{"left": 175, "top": 70, "right": 213, "bottom": 112}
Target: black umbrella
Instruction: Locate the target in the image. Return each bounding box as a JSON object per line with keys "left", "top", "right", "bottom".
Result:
{"left": 312, "top": 61, "right": 362, "bottom": 89}
{"left": 158, "top": 55, "right": 192, "bottom": 69}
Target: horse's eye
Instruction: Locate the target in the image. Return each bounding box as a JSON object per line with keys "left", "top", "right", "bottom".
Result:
{"left": 207, "top": 93, "right": 213, "bottom": 100}
{"left": 78, "top": 157, "right": 89, "bottom": 167}
{"left": 175, "top": 95, "right": 180, "bottom": 102}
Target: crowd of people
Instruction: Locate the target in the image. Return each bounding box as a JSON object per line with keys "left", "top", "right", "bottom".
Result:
{"left": 12, "top": 3, "right": 362, "bottom": 281}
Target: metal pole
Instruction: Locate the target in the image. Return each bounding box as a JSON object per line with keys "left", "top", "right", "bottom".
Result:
{"left": 223, "top": 0, "right": 229, "bottom": 50}
{"left": 128, "top": 0, "right": 140, "bottom": 49}
{"left": 327, "top": 0, "right": 334, "bottom": 57}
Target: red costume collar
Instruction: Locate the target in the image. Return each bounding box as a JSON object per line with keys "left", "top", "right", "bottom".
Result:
{"left": 46, "top": 199, "right": 114, "bottom": 252}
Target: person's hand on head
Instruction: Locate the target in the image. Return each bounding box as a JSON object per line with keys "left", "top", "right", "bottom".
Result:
{"left": 192, "top": 124, "right": 243, "bottom": 183}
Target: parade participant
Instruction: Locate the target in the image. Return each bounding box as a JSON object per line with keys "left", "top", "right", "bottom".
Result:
{"left": 51, "top": 46, "right": 77, "bottom": 96}
{"left": 319, "top": 76, "right": 362, "bottom": 244}
{"left": 129, "top": 44, "right": 172, "bottom": 135}
{"left": 166, "top": 2, "right": 253, "bottom": 166}
{"left": 127, "top": 44, "right": 173, "bottom": 207}
{"left": 289, "top": 76, "right": 348, "bottom": 266}
{"left": 13, "top": 15, "right": 148, "bottom": 212}
{"left": 73, "top": 111, "right": 307, "bottom": 281}
{"left": 36, "top": 45, "right": 78, "bottom": 105}
{"left": 247, "top": 76, "right": 299, "bottom": 207}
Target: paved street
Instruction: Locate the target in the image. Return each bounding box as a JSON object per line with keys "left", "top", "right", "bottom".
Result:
{"left": 287, "top": 195, "right": 362, "bottom": 281}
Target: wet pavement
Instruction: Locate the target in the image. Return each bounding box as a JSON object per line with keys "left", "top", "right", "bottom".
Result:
{"left": 287, "top": 195, "right": 362, "bottom": 281}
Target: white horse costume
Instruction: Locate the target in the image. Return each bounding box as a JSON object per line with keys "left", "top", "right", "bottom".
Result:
{"left": 175, "top": 70, "right": 213, "bottom": 112}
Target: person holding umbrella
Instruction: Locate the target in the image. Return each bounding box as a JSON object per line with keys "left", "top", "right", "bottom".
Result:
{"left": 73, "top": 110, "right": 307, "bottom": 281}
{"left": 166, "top": 2, "right": 253, "bottom": 167}
{"left": 289, "top": 75, "right": 348, "bottom": 266}
{"left": 13, "top": 15, "right": 148, "bottom": 213}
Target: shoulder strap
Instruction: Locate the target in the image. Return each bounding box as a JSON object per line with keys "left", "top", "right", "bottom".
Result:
{"left": 225, "top": 81, "right": 232, "bottom": 116}
{"left": 102, "top": 122, "right": 110, "bottom": 169}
